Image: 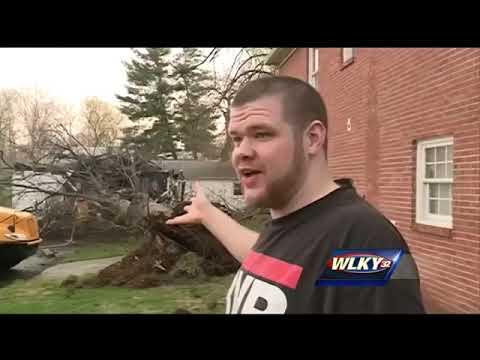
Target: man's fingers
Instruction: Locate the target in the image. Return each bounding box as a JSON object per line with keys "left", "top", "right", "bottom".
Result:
{"left": 166, "top": 214, "right": 191, "bottom": 225}
{"left": 193, "top": 181, "right": 203, "bottom": 194}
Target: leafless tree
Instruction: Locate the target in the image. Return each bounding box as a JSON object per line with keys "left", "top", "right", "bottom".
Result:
{"left": 0, "top": 114, "right": 161, "bottom": 241}
{"left": 0, "top": 89, "right": 19, "bottom": 164}
{"left": 14, "top": 88, "right": 59, "bottom": 163}
{"left": 77, "top": 97, "right": 126, "bottom": 149}
{"left": 203, "top": 48, "right": 274, "bottom": 160}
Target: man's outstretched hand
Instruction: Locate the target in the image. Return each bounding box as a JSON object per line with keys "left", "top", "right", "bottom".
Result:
{"left": 166, "top": 181, "right": 259, "bottom": 263}
{"left": 166, "top": 181, "right": 212, "bottom": 225}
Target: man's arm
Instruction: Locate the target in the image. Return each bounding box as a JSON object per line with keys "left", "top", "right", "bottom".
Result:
{"left": 166, "top": 182, "right": 260, "bottom": 263}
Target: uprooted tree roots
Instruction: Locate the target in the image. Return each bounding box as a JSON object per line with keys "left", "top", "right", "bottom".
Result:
{"left": 72, "top": 202, "right": 244, "bottom": 289}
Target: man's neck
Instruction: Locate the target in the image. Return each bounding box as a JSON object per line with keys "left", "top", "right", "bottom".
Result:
{"left": 270, "top": 172, "right": 340, "bottom": 220}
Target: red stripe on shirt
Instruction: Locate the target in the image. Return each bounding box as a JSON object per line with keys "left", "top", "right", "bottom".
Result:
{"left": 242, "top": 251, "right": 303, "bottom": 289}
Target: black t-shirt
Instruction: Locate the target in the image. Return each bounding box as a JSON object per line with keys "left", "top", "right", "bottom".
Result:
{"left": 225, "top": 183, "right": 426, "bottom": 314}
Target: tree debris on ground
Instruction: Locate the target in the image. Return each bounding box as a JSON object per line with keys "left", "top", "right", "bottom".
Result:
{"left": 4, "top": 140, "right": 269, "bottom": 289}
{"left": 67, "top": 201, "right": 253, "bottom": 289}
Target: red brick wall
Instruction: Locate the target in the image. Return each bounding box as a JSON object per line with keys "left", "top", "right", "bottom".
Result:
{"left": 278, "top": 48, "right": 480, "bottom": 313}
{"left": 316, "top": 48, "right": 374, "bottom": 201}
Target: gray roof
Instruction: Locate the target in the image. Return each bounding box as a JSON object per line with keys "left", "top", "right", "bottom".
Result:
{"left": 265, "top": 48, "right": 296, "bottom": 66}
{"left": 154, "top": 160, "right": 238, "bottom": 181}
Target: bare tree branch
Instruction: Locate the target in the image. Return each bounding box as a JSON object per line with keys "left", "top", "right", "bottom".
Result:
{"left": 175, "top": 48, "right": 220, "bottom": 72}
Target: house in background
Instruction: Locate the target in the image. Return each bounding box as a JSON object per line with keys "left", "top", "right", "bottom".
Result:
{"left": 10, "top": 152, "right": 245, "bottom": 213}
{"left": 155, "top": 160, "right": 244, "bottom": 210}
{"left": 11, "top": 171, "right": 66, "bottom": 211}
{"left": 266, "top": 48, "right": 480, "bottom": 313}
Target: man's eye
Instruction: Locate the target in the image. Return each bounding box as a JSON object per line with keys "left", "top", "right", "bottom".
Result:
{"left": 255, "top": 132, "right": 270, "bottom": 139}
{"left": 232, "top": 136, "right": 242, "bottom": 144}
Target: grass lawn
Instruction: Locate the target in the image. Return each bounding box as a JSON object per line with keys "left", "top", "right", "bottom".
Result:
{"left": 57, "top": 237, "right": 140, "bottom": 263}
{"left": 0, "top": 188, "right": 11, "bottom": 207}
{"left": 0, "top": 274, "right": 234, "bottom": 314}
{"left": 0, "top": 172, "right": 12, "bottom": 208}
{"left": 0, "top": 211, "right": 267, "bottom": 315}
{"left": 0, "top": 234, "right": 235, "bottom": 314}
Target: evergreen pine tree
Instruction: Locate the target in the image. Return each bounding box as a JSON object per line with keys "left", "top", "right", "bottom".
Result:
{"left": 172, "top": 48, "right": 219, "bottom": 160}
{"left": 116, "top": 48, "right": 179, "bottom": 159}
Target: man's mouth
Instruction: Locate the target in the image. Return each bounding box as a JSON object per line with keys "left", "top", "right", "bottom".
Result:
{"left": 238, "top": 168, "right": 263, "bottom": 188}
{"left": 239, "top": 168, "right": 262, "bottom": 179}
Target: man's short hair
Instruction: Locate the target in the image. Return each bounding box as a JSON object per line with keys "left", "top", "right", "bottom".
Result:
{"left": 232, "top": 76, "right": 328, "bottom": 133}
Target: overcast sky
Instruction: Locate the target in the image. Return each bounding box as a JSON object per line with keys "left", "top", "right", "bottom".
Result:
{"left": 0, "top": 48, "right": 134, "bottom": 108}
{"left": 0, "top": 47, "right": 241, "bottom": 109}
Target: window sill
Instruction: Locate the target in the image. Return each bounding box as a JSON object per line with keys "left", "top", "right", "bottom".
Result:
{"left": 412, "top": 222, "right": 452, "bottom": 238}
{"left": 340, "top": 58, "right": 354, "bottom": 70}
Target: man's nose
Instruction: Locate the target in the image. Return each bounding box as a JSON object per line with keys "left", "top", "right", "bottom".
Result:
{"left": 234, "top": 138, "right": 255, "bottom": 160}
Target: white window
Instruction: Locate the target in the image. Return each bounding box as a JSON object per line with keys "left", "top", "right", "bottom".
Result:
{"left": 416, "top": 137, "right": 454, "bottom": 228}
{"left": 308, "top": 48, "right": 319, "bottom": 88}
{"left": 342, "top": 48, "right": 354, "bottom": 64}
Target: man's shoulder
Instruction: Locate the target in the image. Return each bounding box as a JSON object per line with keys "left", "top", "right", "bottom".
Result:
{"left": 319, "top": 193, "right": 385, "bottom": 223}
{"left": 320, "top": 197, "right": 409, "bottom": 249}
{"left": 292, "top": 191, "right": 398, "bottom": 235}
{"left": 339, "top": 199, "right": 394, "bottom": 226}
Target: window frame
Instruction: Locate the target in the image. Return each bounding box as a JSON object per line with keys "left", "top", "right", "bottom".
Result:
{"left": 416, "top": 137, "right": 454, "bottom": 229}
{"left": 308, "top": 48, "right": 319, "bottom": 89}
{"left": 341, "top": 48, "right": 355, "bottom": 66}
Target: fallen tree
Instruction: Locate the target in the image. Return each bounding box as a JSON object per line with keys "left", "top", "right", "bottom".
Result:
{"left": 1, "top": 131, "right": 246, "bottom": 287}
{"left": 82, "top": 203, "right": 242, "bottom": 289}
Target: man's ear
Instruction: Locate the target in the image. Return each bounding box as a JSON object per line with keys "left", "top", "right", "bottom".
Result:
{"left": 304, "top": 120, "right": 326, "bottom": 155}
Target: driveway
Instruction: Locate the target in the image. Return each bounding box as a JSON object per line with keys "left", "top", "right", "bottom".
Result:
{"left": 0, "top": 251, "right": 59, "bottom": 286}
{"left": 37, "top": 256, "right": 122, "bottom": 281}
{"left": 0, "top": 248, "right": 121, "bottom": 286}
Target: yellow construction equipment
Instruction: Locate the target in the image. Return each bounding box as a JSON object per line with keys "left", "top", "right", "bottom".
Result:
{"left": 0, "top": 206, "right": 42, "bottom": 271}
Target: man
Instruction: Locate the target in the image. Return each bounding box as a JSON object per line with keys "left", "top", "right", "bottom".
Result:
{"left": 167, "top": 76, "right": 425, "bottom": 314}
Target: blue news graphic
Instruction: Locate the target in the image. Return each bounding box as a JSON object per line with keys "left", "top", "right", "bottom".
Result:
{"left": 315, "top": 249, "right": 404, "bottom": 286}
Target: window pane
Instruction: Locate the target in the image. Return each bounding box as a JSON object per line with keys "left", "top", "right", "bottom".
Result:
{"left": 426, "top": 148, "right": 435, "bottom": 163}
{"left": 343, "top": 48, "right": 353, "bottom": 63}
{"left": 426, "top": 164, "right": 435, "bottom": 178}
{"left": 436, "top": 146, "right": 446, "bottom": 162}
{"left": 436, "top": 163, "right": 446, "bottom": 178}
{"left": 447, "top": 162, "right": 453, "bottom": 178}
{"left": 439, "top": 200, "right": 451, "bottom": 216}
{"left": 447, "top": 145, "right": 453, "bottom": 161}
{"left": 439, "top": 184, "right": 451, "bottom": 199}
{"left": 429, "top": 199, "right": 438, "bottom": 214}
{"left": 429, "top": 183, "right": 438, "bottom": 198}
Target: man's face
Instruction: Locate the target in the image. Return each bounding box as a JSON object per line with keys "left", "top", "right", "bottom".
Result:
{"left": 228, "top": 96, "right": 307, "bottom": 209}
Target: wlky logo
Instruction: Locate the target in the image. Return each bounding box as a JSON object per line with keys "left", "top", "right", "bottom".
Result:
{"left": 315, "top": 249, "right": 403, "bottom": 286}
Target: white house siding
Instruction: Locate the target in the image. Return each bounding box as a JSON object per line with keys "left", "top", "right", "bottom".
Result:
{"left": 11, "top": 171, "right": 66, "bottom": 211}
{"left": 183, "top": 180, "right": 245, "bottom": 210}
